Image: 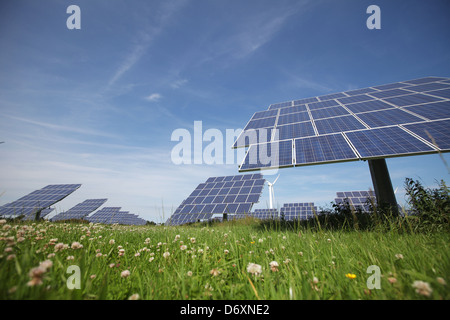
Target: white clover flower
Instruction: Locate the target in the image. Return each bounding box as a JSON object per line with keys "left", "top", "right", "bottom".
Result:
{"left": 269, "top": 261, "right": 279, "bottom": 272}
{"left": 247, "top": 263, "right": 262, "bottom": 276}
{"left": 412, "top": 280, "right": 433, "bottom": 297}
{"left": 71, "top": 242, "right": 83, "bottom": 250}
{"left": 128, "top": 294, "right": 140, "bottom": 300}
{"left": 163, "top": 251, "right": 170, "bottom": 258}
{"left": 121, "top": 270, "right": 131, "bottom": 278}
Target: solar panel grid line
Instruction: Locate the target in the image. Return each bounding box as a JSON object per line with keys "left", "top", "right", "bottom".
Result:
{"left": 402, "top": 119, "right": 450, "bottom": 150}
{"left": 403, "top": 101, "right": 450, "bottom": 121}
{"left": 423, "top": 88, "right": 450, "bottom": 100}
{"left": 305, "top": 103, "right": 319, "bottom": 136}
{"left": 344, "top": 126, "right": 437, "bottom": 160}
{"left": 239, "top": 139, "right": 294, "bottom": 171}
{"left": 356, "top": 108, "right": 427, "bottom": 128}
{"left": 334, "top": 100, "right": 371, "bottom": 129}
{"left": 399, "top": 123, "right": 445, "bottom": 151}
{"left": 269, "top": 100, "right": 293, "bottom": 110}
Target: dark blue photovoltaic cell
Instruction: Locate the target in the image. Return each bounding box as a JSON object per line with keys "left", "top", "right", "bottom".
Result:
{"left": 295, "top": 134, "right": 358, "bottom": 165}
{"left": 382, "top": 93, "right": 443, "bottom": 107}
{"left": 241, "top": 140, "right": 293, "bottom": 170}
{"left": 318, "top": 92, "right": 348, "bottom": 101}
{"left": 279, "top": 104, "right": 307, "bottom": 115}
{"left": 427, "top": 88, "right": 450, "bottom": 99}
{"left": 406, "top": 82, "right": 450, "bottom": 92}
{"left": 233, "top": 128, "right": 273, "bottom": 148}
{"left": 344, "top": 87, "right": 378, "bottom": 96}
{"left": 310, "top": 106, "right": 350, "bottom": 120}
{"left": 345, "top": 127, "right": 434, "bottom": 158}
{"left": 344, "top": 100, "right": 394, "bottom": 113}
{"left": 356, "top": 109, "right": 424, "bottom": 128}
{"left": 277, "top": 111, "right": 310, "bottom": 125}
{"left": 307, "top": 99, "right": 339, "bottom": 110}
{"left": 277, "top": 122, "right": 315, "bottom": 140}
{"left": 337, "top": 94, "right": 374, "bottom": 104}
{"left": 368, "top": 88, "right": 412, "bottom": 99}
{"left": 314, "top": 115, "right": 366, "bottom": 134}
{"left": 403, "top": 119, "right": 450, "bottom": 150}
{"left": 372, "top": 82, "right": 412, "bottom": 91}
{"left": 293, "top": 97, "right": 318, "bottom": 105}
{"left": 269, "top": 101, "right": 292, "bottom": 109}
{"left": 404, "top": 101, "right": 450, "bottom": 120}
{"left": 244, "top": 117, "right": 277, "bottom": 130}
{"left": 251, "top": 109, "right": 279, "bottom": 120}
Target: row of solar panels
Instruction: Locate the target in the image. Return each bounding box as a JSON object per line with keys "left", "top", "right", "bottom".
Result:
{"left": 234, "top": 77, "right": 450, "bottom": 172}
{"left": 0, "top": 184, "right": 147, "bottom": 225}
{"left": 165, "top": 190, "right": 379, "bottom": 226}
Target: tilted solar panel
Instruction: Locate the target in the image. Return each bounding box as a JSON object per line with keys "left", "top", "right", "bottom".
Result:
{"left": 335, "top": 190, "right": 376, "bottom": 212}
{"left": 51, "top": 198, "right": 107, "bottom": 221}
{"left": 166, "top": 173, "right": 265, "bottom": 226}
{"left": 0, "top": 184, "right": 81, "bottom": 220}
{"left": 234, "top": 77, "right": 449, "bottom": 172}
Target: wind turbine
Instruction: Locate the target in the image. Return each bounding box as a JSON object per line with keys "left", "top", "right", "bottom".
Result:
{"left": 267, "top": 175, "right": 280, "bottom": 209}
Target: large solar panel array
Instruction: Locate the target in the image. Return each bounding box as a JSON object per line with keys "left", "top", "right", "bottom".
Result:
{"left": 84, "top": 207, "right": 147, "bottom": 225}
{"left": 251, "top": 208, "right": 280, "bottom": 220}
{"left": 334, "top": 191, "right": 376, "bottom": 212}
{"left": 234, "top": 77, "right": 450, "bottom": 171}
{"left": 51, "top": 199, "right": 108, "bottom": 221}
{"left": 280, "top": 203, "right": 317, "bottom": 221}
{"left": 0, "top": 184, "right": 81, "bottom": 220}
{"left": 227, "top": 208, "right": 280, "bottom": 221}
{"left": 108, "top": 211, "right": 147, "bottom": 225}
{"left": 166, "top": 173, "right": 265, "bottom": 226}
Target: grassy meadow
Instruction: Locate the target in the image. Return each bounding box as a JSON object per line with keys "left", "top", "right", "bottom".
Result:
{"left": 0, "top": 216, "right": 448, "bottom": 300}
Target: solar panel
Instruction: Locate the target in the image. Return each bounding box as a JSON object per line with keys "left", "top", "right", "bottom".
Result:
{"left": 280, "top": 203, "right": 317, "bottom": 221}
{"left": 240, "top": 140, "right": 293, "bottom": 171}
{"left": 85, "top": 207, "right": 121, "bottom": 224}
{"left": 0, "top": 184, "right": 81, "bottom": 220}
{"left": 345, "top": 126, "right": 435, "bottom": 159}
{"left": 295, "top": 133, "right": 359, "bottom": 166}
{"left": 166, "top": 173, "right": 265, "bottom": 226}
{"left": 251, "top": 208, "right": 279, "bottom": 220}
{"left": 51, "top": 199, "right": 107, "bottom": 221}
{"left": 402, "top": 119, "right": 450, "bottom": 150}
{"left": 234, "top": 76, "right": 450, "bottom": 172}
{"left": 335, "top": 190, "right": 376, "bottom": 212}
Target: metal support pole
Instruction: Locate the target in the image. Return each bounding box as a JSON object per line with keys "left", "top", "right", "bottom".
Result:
{"left": 368, "top": 158, "right": 399, "bottom": 215}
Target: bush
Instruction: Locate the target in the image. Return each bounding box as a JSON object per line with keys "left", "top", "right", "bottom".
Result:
{"left": 404, "top": 178, "right": 450, "bottom": 232}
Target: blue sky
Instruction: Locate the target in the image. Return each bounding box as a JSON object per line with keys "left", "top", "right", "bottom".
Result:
{"left": 1, "top": 0, "right": 449, "bottom": 223}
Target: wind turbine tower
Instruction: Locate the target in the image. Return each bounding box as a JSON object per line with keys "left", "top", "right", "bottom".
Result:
{"left": 267, "top": 175, "right": 279, "bottom": 209}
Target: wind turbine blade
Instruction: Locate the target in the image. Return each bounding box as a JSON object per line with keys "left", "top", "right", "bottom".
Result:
{"left": 273, "top": 175, "right": 280, "bottom": 185}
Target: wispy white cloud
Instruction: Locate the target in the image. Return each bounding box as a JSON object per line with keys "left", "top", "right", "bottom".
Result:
{"left": 2, "top": 114, "right": 118, "bottom": 139}
{"left": 145, "top": 93, "right": 162, "bottom": 102}
{"left": 107, "top": 0, "right": 188, "bottom": 87}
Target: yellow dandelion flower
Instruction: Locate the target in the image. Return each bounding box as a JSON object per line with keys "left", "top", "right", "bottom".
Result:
{"left": 345, "top": 273, "right": 357, "bottom": 279}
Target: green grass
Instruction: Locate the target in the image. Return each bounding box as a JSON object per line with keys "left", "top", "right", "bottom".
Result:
{"left": 1, "top": 218, "right": 448, "bottom": 300}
